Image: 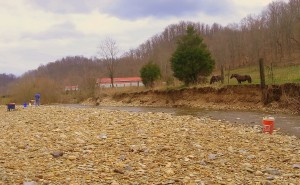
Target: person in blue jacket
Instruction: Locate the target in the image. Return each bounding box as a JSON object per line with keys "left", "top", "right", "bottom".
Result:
{"left": 35, "top": 93, "right": 41, "bottom": 106}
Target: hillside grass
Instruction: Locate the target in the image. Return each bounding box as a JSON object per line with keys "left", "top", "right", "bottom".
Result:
{"left": 222, "top": 64, "right": 300, "bottom": 85}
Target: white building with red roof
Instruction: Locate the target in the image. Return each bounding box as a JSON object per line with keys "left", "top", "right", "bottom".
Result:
{"left": 96, "top": 77, "right": 144, "bottom": 88}
{"left": 65, "top": 85, "right": 79, "bottom": 91}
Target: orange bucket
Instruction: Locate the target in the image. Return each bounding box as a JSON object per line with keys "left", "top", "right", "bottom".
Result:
{"left": 262, "top": 117, "right": 275, "bottom": 134}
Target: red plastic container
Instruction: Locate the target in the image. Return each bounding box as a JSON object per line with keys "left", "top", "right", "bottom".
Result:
{"left": 262, "top": 117, "right": 275, "bottom": 134}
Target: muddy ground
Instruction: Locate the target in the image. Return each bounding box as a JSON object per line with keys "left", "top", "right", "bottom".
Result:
{"left": 92, "top": 84, "right": 300, "bottom": 115}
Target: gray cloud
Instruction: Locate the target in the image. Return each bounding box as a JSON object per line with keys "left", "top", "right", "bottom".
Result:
{"left": 104, "top": 0, "right": 233, "bottom": 19}
{"left": 27, "top": 0, "right": 99, "bottom": 14}
{"left": 22, "top": 22, "right": 84, "bottom": 40}
{"left": 27, "top": 0, "right": 233, "bottom": 19}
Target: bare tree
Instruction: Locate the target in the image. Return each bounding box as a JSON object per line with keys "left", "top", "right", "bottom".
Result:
{"left": 291, "top": 18, "right": 300, "bottom": 49}
{"left": 98, "top": 37, "right": 119, "bottom": 87}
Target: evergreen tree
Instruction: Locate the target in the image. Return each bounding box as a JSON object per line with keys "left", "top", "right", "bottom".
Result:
{"left": 171, "top": 25, "right": 215, "bottom": 86}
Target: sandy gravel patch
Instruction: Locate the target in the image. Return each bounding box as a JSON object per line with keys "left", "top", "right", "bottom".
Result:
{"left": 0, "top": 106, "right": 299, "bottom": 184}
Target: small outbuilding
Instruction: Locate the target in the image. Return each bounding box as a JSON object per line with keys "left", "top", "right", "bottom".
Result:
{"left": 96, "top": 77, "right": 144, "bottom": 88}
{"left": 65, "top": 85, "right": 79, "bottom": 91}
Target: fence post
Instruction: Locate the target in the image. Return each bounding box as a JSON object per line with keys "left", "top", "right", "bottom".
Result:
{"left": 259, "top": 58, "right": 266, "bottom": 89}
{"left": 227, "top": 65, "right": 230, "bottom": 84}
{"left": 259, "top": 58, "right": 268, "bottom": 104}
{"left": 271, "top": 62, "right": 274, "bottom": 84}
{"left": 221, "top": 65, "right": 224, "bottom": 84}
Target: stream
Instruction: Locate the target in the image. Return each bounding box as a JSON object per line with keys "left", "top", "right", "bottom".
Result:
{"left": 65, "top": 104, "right": 300, "bottom": 138}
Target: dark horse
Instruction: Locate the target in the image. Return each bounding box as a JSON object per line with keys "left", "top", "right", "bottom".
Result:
{"left": 210, "top": 75, "right": 223, "bottom": 84}
{"left": 230, "top": 74, "right": 252, "bottom": 84}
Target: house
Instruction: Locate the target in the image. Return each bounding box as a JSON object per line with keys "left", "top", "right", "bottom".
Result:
{"left": 65, "top": 85, "right": 79, "bottom": 91}
{"left": 96, "top": 77, "right": 144, "bottom": 88}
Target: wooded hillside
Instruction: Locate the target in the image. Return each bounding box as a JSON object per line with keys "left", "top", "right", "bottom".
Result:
{"left": 0, "top": 73, "right": 16, "bottom": 95}
{"left": 121, "top": 0, "right": 300, "bottom": 79}
{"left": 2, "top": 0, "right": 299, "bottom": 103}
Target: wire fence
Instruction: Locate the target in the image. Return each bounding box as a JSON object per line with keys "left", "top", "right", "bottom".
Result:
{"left": 222, "top": 63, "right": 300, "bottom": 85}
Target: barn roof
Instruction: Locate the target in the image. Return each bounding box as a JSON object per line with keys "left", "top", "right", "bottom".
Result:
{"left": 97, "top": 77, "right": 142, "bottom": 84}
{"left": 65, "top": 85, "right": 78, "bottom": 88}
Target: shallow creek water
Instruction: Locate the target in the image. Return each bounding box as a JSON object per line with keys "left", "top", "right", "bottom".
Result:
{"left": 66, "top": 104, "right": 300, "bottom": 138}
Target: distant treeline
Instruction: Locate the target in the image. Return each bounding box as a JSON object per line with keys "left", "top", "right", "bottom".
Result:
{"left": 0, "top": 73, "right": 16, "bottom": 95}
{"left": 1, "top": 0, "right": 299, "bottom": 104}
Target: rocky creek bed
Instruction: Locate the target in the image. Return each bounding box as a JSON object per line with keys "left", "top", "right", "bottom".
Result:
{"left": 0, "top": 105, "right": 300, "bottom": 184}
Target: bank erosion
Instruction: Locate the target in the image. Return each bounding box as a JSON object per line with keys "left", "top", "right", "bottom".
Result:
{"left": 92, "top": 83, "right": 300, "bottom": 115}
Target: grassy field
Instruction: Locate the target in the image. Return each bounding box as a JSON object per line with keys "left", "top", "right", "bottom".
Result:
{"left": 222, "top": 64, "right": 300, "bottom": 85}
{"left": 97, "top": 64, "right": 300, "bottom": 94}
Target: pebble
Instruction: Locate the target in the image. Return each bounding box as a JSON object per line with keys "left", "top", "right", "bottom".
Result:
{"left": 227, "top": 146, "right": 234, "bottom": 153}
{"left": 255, "top": 171, "right": 263, "bottom": 176}
{"left": 245, "top": 168, "right": 255, "bottom": 173}
{"left": 164, "top": 168, "right": 175, "bottom": 175}
{"left": 208, "top": 154, "right": 217, "bottom": 160}
{"left": 97, "top": 133, "right": 107, "bottom": 139}
{"left": 68, "top": 155, "right": 77, "bottom": 160}
{"left": 111, "top": 180, "right": 119, "bottom": 185}
{"left": 263, "top": 168, "right": 281, "bottom": 175}
{"left": 50, "top": 151, "right": 64, "bottom": 158}
{"left": 242, "top": 163, "right": 253, "bottom": 169}
{"left": 23, "top": 182, "right": 38, "bottom": 185}
{"left": 266, "top": 176, "right": 275, "bottom": 180}
{"left": 292, "top": 164, "right": 300, "bottom": 169}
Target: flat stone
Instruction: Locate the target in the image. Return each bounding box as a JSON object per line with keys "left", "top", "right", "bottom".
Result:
{"left": 23, "top": 182, "right": 38, "bottom": 185}
{"left": 208, "top": 154, "right": 217, "bottom": 160}
{"left": 50, "top": 151, "right": 64, "bottom": 158}
{"left": 263, "top": 168, "right": 281, "bottom": 175}
{"left": 255, "top": 170, "right": 263, "bottom": 176}
{"left": 68, "top": 155, "right": 77, "bottom": 160}
{"left": 292, "top": 164, "right": 300, "bottom": 169}
{"left": 266, "top": 176, "right": 275, "bottom": 180}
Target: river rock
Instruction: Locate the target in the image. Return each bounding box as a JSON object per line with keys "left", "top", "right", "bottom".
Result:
{"left": 255, "top": 170, "right": 263, "bottom": 176}
{"left": 97, "top": 133, "right": 107, "bottom": 139}
{"left": 266, "top": 176, "right": 275, "bottom": 180}
{"left": 208, "top": 154, "right": 217, "bottom": 160}
{"left": 292, "top": 164, "right": 300, "bottom": 169}
{"left": 227, "top": 146, "right": 234, "bottom": 153}
{"left": 242, "top": 163, "right": 253, "bottom": 169}
{"left": 263, "top": 168, "right": 281, "bottom": 175}
{"left": 68, "top": 155, "right": 77, "bottom": 160}
{"left": 247, "top": 155, "right": 256, "bottom": 159}
{"left": 23, "top": 182, "right": 38, "bottom": 185}
{"left": 50, "top": 151, "right": 63, "bottom": 158}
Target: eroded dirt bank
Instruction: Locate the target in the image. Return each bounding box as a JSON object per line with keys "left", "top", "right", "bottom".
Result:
{"left": 94, "top": 84, "right": 300, "bottom": 115}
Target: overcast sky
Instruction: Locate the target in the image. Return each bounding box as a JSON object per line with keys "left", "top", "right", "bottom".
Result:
{"left": 0, "top": 0, "right": 287, "bottom": 76}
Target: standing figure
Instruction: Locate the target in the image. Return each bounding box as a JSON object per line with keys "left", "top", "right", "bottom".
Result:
{"left": 35, "top": 93, "right": 41, "bottom": 106}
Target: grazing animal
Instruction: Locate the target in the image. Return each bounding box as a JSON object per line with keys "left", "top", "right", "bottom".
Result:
{"left": 230, "top": 74, "right": 252, "bottom": 84}
{"left": 210, "top": 75, "right": 223, "bottom": 84}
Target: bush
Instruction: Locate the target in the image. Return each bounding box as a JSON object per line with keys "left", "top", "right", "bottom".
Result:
{"left": 140, "top": 62, "right": 161, "bottom": 88}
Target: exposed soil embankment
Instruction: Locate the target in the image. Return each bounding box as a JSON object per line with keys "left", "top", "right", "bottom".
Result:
{"left": 94, "top": 84, "right": 300, "bottom": 114}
